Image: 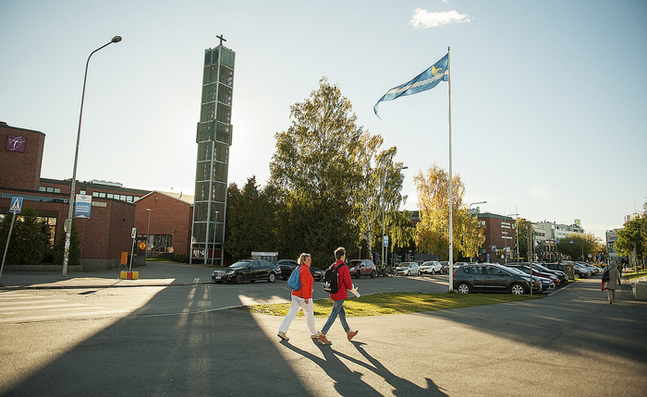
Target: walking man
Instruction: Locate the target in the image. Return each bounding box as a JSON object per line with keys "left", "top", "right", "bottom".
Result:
{"left": 318, "top": 247, "right": 358, "bottom": 345}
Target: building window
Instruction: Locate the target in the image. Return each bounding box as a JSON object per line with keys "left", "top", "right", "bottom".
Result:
{"left": 54, "top": 188, "right": 61, "bottom": 193}
{"left": 39, "top": 186, "right": 46, "bottom": 192}
{"left": 107, "top": 193, "right": 114, "bottom": 199}
{"left": 93, "top": 192, "right": 99, "bottom": 197}
{"left": 99, "top": 192, "right": 106, "bottom": 198}
{"left": 47, "top": 187, "right": 54, "bottom": 193}
{"left": 80, "top": 190, "right": 86, "bottom": 195}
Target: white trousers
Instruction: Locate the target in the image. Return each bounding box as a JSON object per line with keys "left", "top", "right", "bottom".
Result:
{"left": 278, "top": 294, "right": 318, "bottom": 336}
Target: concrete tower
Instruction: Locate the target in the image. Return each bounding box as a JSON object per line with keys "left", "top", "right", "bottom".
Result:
{"left": 191, "top": 36, "right": 234, "bottom": 265}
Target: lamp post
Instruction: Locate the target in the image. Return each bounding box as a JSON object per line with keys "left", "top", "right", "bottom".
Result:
{"left": 62, "top": 36, "right": 122, "bottom": 278}
{"left": 469, "top": 200, "right": 486, "bottom": 214}
{"left": 381, "top": 165, "right": 407, "bottom": 269}
{"left": 146, "top": 209, "right": 152, "bottom": 258}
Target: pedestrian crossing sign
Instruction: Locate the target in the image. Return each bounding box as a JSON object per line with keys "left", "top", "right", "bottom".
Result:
{"left": 9, "top": 197, "right": 23, "bottom": 213}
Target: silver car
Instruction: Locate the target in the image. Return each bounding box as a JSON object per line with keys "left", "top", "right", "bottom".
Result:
{"left": 419, "top": 261, "right": 442, "bottom": 275}
{"left": 395, "top": 262, "right": 420, "bottom": 276}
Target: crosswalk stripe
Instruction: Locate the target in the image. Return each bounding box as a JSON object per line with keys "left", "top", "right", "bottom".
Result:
{"left": 0, "top": 309, "right": 130, "bottom": 324}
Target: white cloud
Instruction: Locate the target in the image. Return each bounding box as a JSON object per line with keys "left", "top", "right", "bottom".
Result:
{"left": 410, "top": 8, "right": 472, "bottom": 29}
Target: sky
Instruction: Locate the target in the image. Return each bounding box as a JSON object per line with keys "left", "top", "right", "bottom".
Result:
{"left": 1, "top": 0, "right": 646, "bottom": 242}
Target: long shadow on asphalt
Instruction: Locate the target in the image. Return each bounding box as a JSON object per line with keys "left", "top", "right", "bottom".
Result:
{"left": 279, "top": 340, "right": 448, "bottom": 397}
{"left": 2, "top": 289, "right": 313, "bottom": 396}
{"left": 419, "top": 277, "right": 647, "bottom": 366}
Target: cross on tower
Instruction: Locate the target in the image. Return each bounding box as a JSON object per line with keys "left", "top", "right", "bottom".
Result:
{"left": 216, "top": 34, "right": 226, "bottom": 45}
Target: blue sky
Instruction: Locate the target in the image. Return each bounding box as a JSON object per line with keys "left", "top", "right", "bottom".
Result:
{"left": 1, "top": 0, "right": 646, "bottom": 241}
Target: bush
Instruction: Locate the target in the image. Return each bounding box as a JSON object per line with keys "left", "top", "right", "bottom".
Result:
{"left": 0, "top": 207, "right": 46, "bottom": 265}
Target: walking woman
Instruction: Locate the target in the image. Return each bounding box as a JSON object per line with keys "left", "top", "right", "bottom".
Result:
{"left": 605, "top": 261, "right": 621, "bottom": 304}
{"left": 277, "top": 253, "right": 320, "bottom": 341}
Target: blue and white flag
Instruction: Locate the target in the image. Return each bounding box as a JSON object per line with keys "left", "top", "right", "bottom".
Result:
{"left": 374, "top": 53, "right": 449, "bottom": 117}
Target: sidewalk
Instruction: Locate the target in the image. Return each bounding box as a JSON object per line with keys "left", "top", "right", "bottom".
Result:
{"left": 0, "top": 261, "right": 215, "bottom": 289}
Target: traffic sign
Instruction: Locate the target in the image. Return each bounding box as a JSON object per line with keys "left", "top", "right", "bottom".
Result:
{"left": 9, "top": 197, "right": 23, "bottom": 214}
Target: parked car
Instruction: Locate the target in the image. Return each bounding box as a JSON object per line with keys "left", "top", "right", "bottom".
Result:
{"left": 505, "top": 263, "right": 561, "bottom": 285}
{"left": 452, "top": 263, "right": 541, "bottom": 295}
{"left": 395, "top": 262, "right": 419, "bottom": 276}
{"left": 212, "top": 259, "right": 280, "bottom": 284}
{"left": 576, "top": 261, "right": 602, "bottom": 275}
{"left": 276, "top": 259, "right": 324, "bottom": 281}
{"left": 440, "top": 261, "right": 466, "bottom": 274}
{"left": 573, "top": 263, "right": 592, "bottom": 278}
{"left": 347, "top": 259, "right": 377, "bottom": 279}
{"left": 503, "top": 265, "right": 555, "bottom": 292}
{"left": 532, "top": 263, "right": 568, "bottom": 283}
{"left": 419, "top": 261, "right": 442, "bottom": 275}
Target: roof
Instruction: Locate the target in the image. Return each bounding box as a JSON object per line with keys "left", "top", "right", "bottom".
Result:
{"left": 139, "top": 190, "right": 194, "bottom": 205}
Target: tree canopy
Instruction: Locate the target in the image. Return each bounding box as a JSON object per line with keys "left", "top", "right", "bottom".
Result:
{"left": 614, "top": 215, "right": 646, "bottom": 263}
{"left": 269, "top": 78, "right": 372, "bottom": 266}
{"left": 414, "top": 163, "right": 484, "bottom": 260}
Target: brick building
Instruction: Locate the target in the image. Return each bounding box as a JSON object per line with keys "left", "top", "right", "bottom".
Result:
{"left": 476, "top": 212, "right": 517, "bottom": 263}
{"left": 1, "top": 121, "right": 195, "bottom": 269}
{"left": 1, "top": 121, "right": 143, "bottom": 270}
{"left": 134, "top": 191, "right": 193, "bottom": 257}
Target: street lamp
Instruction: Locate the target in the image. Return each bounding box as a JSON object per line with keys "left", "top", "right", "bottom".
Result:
{"left": 62, "top": 36, "right": 122, "bottom": 278}
{"left": 381, "top": 165, "right": 407, "bottom": 269}
{"left": 469, "top": 200, "right": 487, "bottom": 214}
{"left": 146, "top": 209, "right": 152, "bottom": 258}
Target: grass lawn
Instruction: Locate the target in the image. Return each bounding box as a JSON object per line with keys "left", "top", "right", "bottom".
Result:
{"left": 237, "top": 292, "right": 544, "bottom": 317}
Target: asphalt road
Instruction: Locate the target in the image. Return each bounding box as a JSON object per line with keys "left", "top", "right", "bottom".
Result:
{"left": 0, "top": 263, "right": 645, "bottom": 396}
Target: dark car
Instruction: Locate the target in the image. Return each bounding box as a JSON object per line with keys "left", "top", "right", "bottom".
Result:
{"left": 212, "top": 259, "right": 280, "bottom": 284}
{"left": 276, "top": 259, "right": 324, "bottom": 281}
{"left": 347, "top": 259, "right": 377, "bottom": 279}
{"left": 453, "top": 263, "right": 540, "bottom": 295}
{"left": 505, "top": 263, "right": 561, "bottom": 285}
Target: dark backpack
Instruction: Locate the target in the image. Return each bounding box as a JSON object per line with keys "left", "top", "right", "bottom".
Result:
{"left": 601, "top": 268, "right": 610, "bottom": 282}
{"left": 288, "top": 266, "right": 302, "bottom": 291}
{"left": 323, "top": 263, "right": 345, "bottom": 294}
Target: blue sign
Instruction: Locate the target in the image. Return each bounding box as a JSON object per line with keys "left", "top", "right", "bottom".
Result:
{"left": 74, "top": 194, "right": 92, "bottom": 219}
{"left": 9, "top": 197, "right": 23, "bottom": 213}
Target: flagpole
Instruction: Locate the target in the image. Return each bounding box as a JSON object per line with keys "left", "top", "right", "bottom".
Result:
{"left": 447, "top": 46, "right": 454, "bottom": 292}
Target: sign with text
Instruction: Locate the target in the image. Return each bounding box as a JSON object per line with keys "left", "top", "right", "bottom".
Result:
{"left": 74, "top": 194, "right": 92, "bottom": 218}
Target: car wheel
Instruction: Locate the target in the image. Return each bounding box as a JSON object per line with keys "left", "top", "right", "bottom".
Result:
{"left": 371, "top": 270, "right": 376, "bottom": 278}
{"left": 235, "top": 273, "right": 244, "bottom": 284}
{"left": 457, "top": 283, "right": 471, "bottom": 294}
{"left": 510, "top": 283, "right": 525, "bottom": 295}
{"left": 356, "top": 271, "right": 361, "bottom": 279}
{"left": 268, "top": 273, "right": 276, "bottom": 283}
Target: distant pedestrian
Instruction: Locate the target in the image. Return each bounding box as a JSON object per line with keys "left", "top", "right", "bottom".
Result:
{"left": 318, "top": 247, "right": 358, "bottom": 345}
{"left": 277, "top": 253, "right": 320, "bottom": 341}
{"left": 605, "top": 261, "right": 621, "bottom": 304}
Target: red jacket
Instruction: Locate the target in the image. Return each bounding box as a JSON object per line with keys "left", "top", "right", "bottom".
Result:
{"left": 329, "top": 260, "right": 352, "bottom": 301}
{"left": 292, "top": 265, "right": 314, "bottom": 300}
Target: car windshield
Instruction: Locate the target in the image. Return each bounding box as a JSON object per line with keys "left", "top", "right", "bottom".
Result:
{"left": 505, "top": 267, "right": 526, "bottom": 276}
{"left": 230, "top": 261, "right": 250, "bottom": 269}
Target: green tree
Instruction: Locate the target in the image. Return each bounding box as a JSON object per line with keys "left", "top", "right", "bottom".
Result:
{"left": 356, "top": 144, "right": 407, "bottom": 257}
{"left": 556, "top": 232, "right": 602, "bottom": 261}
{"left": 269, "top": 77, "right": 367, "bottom": 267}
{"left": 0, "top": 207, "right": 46, "bottom": 265}
{"left": 413, "top": 163, "right": 484, "bottom": 260}
{"left": 516, "top": 218, "right": 533, "bottom": 260}
{"left": 224, "top": 177, "right": 279, "bottom": 262}
{"left": 614, "top": 216, "right": 646, "bottom": 263}
{"left": 52, "top": 219, "right": 81, "bottom": 266}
